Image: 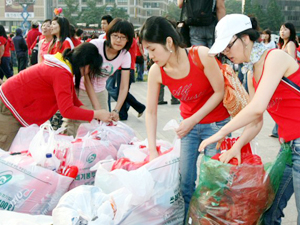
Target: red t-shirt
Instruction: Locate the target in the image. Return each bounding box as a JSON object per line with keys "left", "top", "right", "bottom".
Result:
{"left": 26, "top": 28, "right": 41, "bottom": 53}
{"left": 0, "top": 36, "right": 11, "bottom": 57}
{"left": 49, "top": 38, "right": 72, "bottom": 54}
{"left": 136, "top": 37, "right": 142, "bottom": 56}
{"left": 253, "top": 50, "right": 300, "bottom": 141}
{"left": 160, "top": 52, "right": 229, "bottom": 123}
{"left": 71, "top": 37, "right": 82, "bottom": 47}
{"left": 8, "top": 38, "right": 15, "bottom": 51}
{"left": 129, "top": 38, "right": 137, "bottom": 69}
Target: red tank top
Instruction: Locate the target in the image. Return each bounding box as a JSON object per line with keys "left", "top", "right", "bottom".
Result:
{"left": 160, "top": 51, "right": 229, "bottom": 123}
{"left": 253, "top": 50, "right": 300, "bottom": 141}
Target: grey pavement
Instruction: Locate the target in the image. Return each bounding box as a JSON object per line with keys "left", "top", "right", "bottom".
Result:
{"left": 113, "top": 80, "right": 297, "bottom": 225}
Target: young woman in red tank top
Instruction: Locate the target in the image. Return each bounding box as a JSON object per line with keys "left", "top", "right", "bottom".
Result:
{"left": 140, "top": 16, "right": 230, "bottom": 219}
{"left": 270, "top": 22, "right": 298, "bottom": 138}
{"left": 199, "top": 14, "right": 300, "bottom": 224}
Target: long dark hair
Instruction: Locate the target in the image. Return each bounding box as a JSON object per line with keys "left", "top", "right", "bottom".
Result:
{"left": 139, "top": 16, "right": 185, "bottom": 53}
{"left": 106, "top": 18, "right": 134, "bottom": 51}
{"left": 48, "top": 16, "right": 71, "bottom": 53}
{"left": 62, "top": 43, "right": 103, "bottom": 89}
{"left": 0, "top": 25, "right": 8, "bottom": 39}
{"left": 278, "top": 22, "right": 299, "bottom": 49}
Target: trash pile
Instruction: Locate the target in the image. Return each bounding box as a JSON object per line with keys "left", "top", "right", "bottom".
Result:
{"left": 0, "top": 120, "right": 184, "bottom": 225}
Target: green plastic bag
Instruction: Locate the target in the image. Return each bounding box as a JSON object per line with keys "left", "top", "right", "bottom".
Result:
{"left": 186, "top": 142, "right": 292, "bottom": 225}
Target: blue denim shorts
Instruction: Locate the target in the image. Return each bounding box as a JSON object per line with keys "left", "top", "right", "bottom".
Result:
{"left": 179, "top": 117, "right": 231, "bottom": 216}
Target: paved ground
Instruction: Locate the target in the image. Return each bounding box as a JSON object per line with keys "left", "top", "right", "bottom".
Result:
{"left": 113, "top": 80, "right": 297, "bottom": 224}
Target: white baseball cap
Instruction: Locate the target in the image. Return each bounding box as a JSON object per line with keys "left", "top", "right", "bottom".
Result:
{"left": 209, "top": 14, "right": 252, "bottom": 55}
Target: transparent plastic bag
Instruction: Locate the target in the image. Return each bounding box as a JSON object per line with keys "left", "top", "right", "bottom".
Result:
{"left": 187, "top": 138, "right": 291, "bottom": 225}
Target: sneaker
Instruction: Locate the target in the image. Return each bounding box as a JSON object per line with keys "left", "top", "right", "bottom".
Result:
{"left": 269, "top": 134, "right": 278, "bottom": 138}
{"left": 158, "top": 101, "right": 168, "bottom": 105}
{"left": 138, "top": 106, "right": 146, "bottom": 118}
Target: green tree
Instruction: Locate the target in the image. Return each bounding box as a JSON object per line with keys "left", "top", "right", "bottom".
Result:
{"left": 163, "top": 2, "right": 181, "bottom": 22}
{"left": 110, "top": 3, "right": 129, "bottom": 20}
{"left": 62, "top": 0, "right": 82, "bottom": 25}
{"left": 225, "top": 0, "right": 242, "bottom": 14}
{"left": 80, "top": 0, "right": 106, "bottom": 26}
{"left": 266, "top": 0, "right": 284, "bottom": 31}
{"left": 243, "top": 0, "right": 253, "bottom": 15}
{"left": 252, "top": 0, "right": 268, "bottom": 29}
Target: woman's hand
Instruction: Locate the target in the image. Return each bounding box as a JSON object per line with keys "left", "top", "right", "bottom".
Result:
{"left": 198, "top": 131, "right": 226, "bottom": 152}
{"left": 149, "top": 149, "right": 159, "bottom": 161}
{"left": 219, "top": 144, "right": 242, "bottom": 165}
{"left": 94, "top": 109, "right": 113, "bottom": 122}
{"left": 176, "top": 117, "right": 197, "bottom": 138}
{"left": 111, "top": 111, "right": 119, "bottom": 121}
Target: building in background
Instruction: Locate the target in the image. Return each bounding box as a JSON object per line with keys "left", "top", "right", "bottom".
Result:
{"left": 0, "top": 0, "right": 172, "bottom": 33}
{"left": 243, "top": 0, "right": 300, "bottom": 32}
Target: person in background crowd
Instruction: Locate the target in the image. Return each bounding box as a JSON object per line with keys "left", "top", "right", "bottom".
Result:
{"left": 70, "top": 24, "right": 82, "bottom": 47}
{"left": 75, "top": 28, "right": 84, "bottom": 41}
{"left": 270, "top": 22, "right": 299, "bottom": 138}
{"left": 261, "top": 29, "right": 277, "bottom": 49}
{"left": 177, "top": 0, "right": 226, "bottom": 47}
{"left": 99, "top": 15, "right": 113, "bottom": 39}
{"left": 38, "top": 19, "right": 53, "bottom": 63}
{"left": 9, "top": 33, "right": 17, "bottom": 68}
{"left": 48, "top": 16, "right": 73, "bottom": 130}
{"left": 26, "top": 20, "right": 41, "bottom": 57}
{"left": 0, "top": 43, "right": 112, "bottom": 151}
{"left": 279, "top": 22, "right": 298, "bottom": 60}
{"left": 140, "top": 16, "right": 230, "bottom": 220}
{"left": 135, "top": 32, "right": 145, "bottom": 81}
{"left": 107, "top": 27, "right": 146, "bottom": 121}
{"left": 13, "top": 28, "right": 28, "bottom": 72}
{"left": 0, "top": 25, "right": 14, "bottom": 81}
{"left": 48, "top": 16, "right": 73, "bottom": 54}
{"left": 63, "top": 18, "right": 134, "bottom": 136}
{"left": 198, "top": 14, "right": 300, "bottom": 225}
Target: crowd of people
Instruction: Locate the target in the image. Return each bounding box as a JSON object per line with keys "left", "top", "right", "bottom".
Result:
{"left": 1, "top": 8, "right": 300, "bottom": 225}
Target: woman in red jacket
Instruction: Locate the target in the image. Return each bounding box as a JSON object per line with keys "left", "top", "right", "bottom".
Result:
{"left": 0, "top": 43, "right": 112, "bottom": 151}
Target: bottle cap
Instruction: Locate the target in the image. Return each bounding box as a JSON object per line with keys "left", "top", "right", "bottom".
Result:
{"left": 46, "top": 153, "right": 52, "bottom": 158}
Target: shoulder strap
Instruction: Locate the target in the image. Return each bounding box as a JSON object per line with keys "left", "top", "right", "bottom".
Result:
{"left": 189, "top": 46, "right": 204, "bottom": 71}
{"left": 189, "top": 45, "right": 224, "bottom": 71}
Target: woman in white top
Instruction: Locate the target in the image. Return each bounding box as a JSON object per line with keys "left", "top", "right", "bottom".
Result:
{"left": 64, "top": 18, "right": 134, "bottom": 136}
{"left": 261, "top": 29, "right": 276, "bottom": 50}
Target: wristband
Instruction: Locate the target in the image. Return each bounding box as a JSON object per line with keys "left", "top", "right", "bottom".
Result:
{"left": 112, "top": 109, "right": 119, "bottom": 114}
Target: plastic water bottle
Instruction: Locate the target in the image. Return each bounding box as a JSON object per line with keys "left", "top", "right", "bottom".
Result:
{"left": 44, "top": 153, "right": 56, "bottom": 171}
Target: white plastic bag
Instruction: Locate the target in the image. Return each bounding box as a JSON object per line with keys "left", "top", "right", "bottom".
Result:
{"left": 9, "top": 125, "right": 40, "bottom": 153}
{"left": 76, "top": 121, "right": 136, "bottom": 151}
{"left": 28, "top": 124, "right": 73, "bottom": 169}
{"left": 0, "top": 211, "right": 53, "bottom": 225}
{"left": 93, "top": 144, "right": 184, "bottom": 225}
{"left": 0, "top": 150, "right": 73, "bottom": 215}
{"left": 67, "top": 132, "right": 117, "bottom": 190}
{"left": 52, "top": 185, "right": 115, "bottom": 225}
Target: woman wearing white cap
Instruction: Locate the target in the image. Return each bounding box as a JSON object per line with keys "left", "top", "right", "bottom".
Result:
{"left": 140, "top": 16, "right": 230, "bottom": 220}
{"left": 199, "top": 14, "right": 300, "bottom": 224}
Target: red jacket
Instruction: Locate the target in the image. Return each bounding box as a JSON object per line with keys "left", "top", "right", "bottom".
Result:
{"left": 0, "top": 53, "right": 94, "bottom": 126}
{"left": 26, "top": 28, "right": 41, "bottom": 55}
